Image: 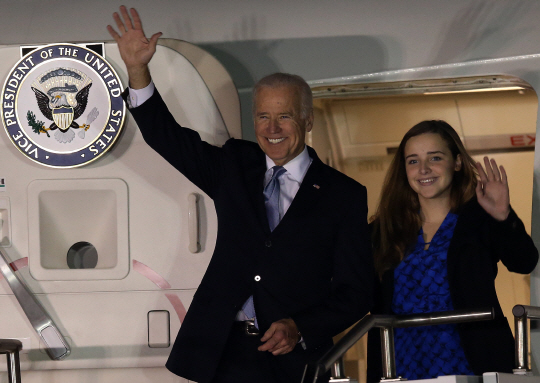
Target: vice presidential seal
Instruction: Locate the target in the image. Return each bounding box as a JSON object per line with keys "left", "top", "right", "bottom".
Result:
{"left": 1, "top": 43, "right": 125, "bottom": 167}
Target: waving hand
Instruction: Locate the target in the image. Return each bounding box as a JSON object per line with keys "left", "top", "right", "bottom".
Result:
{"left": 475, "top": 156, "right": 510, "bottom": 221}
{"left": 107, "top": 6, "right": 162, "bottom": 89}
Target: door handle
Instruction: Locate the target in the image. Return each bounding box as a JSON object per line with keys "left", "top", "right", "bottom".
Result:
{"left": 0, "top": 249, "right": 70, "bottom": 360}
{"left": 188, "top": 193, "right": 200, "bottom": 253}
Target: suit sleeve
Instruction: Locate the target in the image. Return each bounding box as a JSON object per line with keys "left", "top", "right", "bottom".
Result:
{"left": 292, "top": 184, "right": 374, "bottom": 348}
{"left": 489, "top": 207, "right": 538, "bottom": 273}
{"left": 126, "top": 88, "right": 225, "bottom": 198}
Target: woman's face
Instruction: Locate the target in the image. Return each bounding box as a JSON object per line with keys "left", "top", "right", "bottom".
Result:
{"left": 404, "top": 133, "right": 462, "bottom": 204}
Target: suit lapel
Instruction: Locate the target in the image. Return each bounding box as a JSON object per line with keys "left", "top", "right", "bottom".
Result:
{"left": 244, "top": 155, "right": 271, "bottom": 234}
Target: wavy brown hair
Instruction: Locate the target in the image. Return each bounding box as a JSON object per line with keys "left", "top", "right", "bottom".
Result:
{"left": 371, "top": 120, "right": 478, "bottom": 276}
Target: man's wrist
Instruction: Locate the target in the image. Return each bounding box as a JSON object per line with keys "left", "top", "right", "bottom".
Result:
{"left": 127, "top": 65, "right": 152, "bottom": 90}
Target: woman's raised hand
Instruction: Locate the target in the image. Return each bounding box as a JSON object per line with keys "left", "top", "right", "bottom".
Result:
{"left": 475, "top": 156, "right": 510, "bottom": 221}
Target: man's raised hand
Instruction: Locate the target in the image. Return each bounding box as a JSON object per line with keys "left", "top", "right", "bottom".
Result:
{"left": 107, "top": 6, "right": 162, "bottom": 89}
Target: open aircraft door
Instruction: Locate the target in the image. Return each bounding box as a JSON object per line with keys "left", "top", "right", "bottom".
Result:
{"left": 0, "top": 39, "right": 241, "bottom": 380}
{"left": 306, "top": 56, "right": 540, "bottom": 382}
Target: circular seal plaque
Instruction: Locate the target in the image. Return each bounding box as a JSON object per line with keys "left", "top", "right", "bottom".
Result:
{"left": 1, "top": 43, "right": 126, "bottom": 168}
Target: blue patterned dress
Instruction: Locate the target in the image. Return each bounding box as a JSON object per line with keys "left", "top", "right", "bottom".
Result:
{"left": 392, "top": 213, "right": 474, "bottom": 379}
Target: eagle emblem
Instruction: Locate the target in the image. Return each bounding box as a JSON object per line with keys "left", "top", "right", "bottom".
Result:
{"left": 28, "top": 67, "right": 99, "bottom": 143}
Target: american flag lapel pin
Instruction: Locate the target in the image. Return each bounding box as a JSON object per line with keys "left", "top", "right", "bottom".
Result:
{"left": 313, "top": 184, "right": 320, "bottom": 189}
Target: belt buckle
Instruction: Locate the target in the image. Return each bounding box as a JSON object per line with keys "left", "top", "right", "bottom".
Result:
{"left": 245, "top": 320, "right": 259, "bottom": 336}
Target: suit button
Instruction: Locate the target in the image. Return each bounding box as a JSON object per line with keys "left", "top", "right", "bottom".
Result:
{"left": 265, "top": 240, "right": 272, "bottom": 247}
{"left": 254, "top": 275, "right": 261, "bottom": 281}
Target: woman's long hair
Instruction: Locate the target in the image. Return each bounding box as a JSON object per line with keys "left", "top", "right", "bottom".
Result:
{"left": 371, "top": 120, "right": 477, "bottom": 276}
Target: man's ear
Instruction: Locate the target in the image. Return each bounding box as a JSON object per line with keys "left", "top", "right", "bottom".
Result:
{"left": 305, "top": 113, "right": 314, "bottom": 133}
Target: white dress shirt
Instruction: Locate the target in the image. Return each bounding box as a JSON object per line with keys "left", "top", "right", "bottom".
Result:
{"left": 264, "top": 147, "right": 312, "bottom": 220}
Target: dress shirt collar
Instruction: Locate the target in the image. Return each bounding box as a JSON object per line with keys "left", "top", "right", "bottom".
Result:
{"left": 265, "top": 146, "right": 311, "bottom": 183}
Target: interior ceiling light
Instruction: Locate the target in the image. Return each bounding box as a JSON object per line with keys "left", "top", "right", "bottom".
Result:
{"left": 423, "top": 86, "right": 527, "bottom": 95}
{"left": 311, "top": 75, "right": 532, "bottom": 99}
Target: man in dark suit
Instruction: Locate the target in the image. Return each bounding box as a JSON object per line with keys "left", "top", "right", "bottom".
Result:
{"left": 108, "top": 6, "right": 373, "bottom": 383}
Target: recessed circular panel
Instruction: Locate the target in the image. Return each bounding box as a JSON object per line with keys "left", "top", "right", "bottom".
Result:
{"left": 67, "top": 241, "right": 98, "bottom": 269}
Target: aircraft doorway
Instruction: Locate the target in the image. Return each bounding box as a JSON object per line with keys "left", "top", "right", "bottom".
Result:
{"left": 307, "top": 75, "right": 538, "bottom": 383}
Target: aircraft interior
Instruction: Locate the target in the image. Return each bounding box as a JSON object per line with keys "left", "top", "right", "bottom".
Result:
{"left": 308, "top": 77, "right": 537, "bottom": 382}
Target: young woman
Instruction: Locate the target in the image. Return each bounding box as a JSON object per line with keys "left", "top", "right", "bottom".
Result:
{"left": 367, "top": 120, "right": 538, "bottom": 381}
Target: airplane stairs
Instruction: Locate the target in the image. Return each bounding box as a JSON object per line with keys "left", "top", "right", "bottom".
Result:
{"left": 302, "top": 305, "right": 540, "bottom": 383}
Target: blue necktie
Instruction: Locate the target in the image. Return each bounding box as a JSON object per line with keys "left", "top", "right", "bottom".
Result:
{"left": 264, "top": 166, "right": 287, "bottom": 231}
{"left": 241, "top": 166, "right": 286, "bottom": 326}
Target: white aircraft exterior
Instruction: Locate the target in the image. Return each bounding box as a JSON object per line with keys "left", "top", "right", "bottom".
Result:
{"left": 1, "top": 1, "right": 540, "bottom": 382}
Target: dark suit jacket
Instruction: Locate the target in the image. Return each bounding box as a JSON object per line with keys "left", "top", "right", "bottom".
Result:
{"left": 128, "top": 90, "right": 374, "bottom": 383}
{"left": 367, "top": 197, "right": 538, "bottom": 382}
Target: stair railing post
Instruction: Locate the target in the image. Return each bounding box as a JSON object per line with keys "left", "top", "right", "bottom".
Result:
{"left": 514, "top": 315, "right": 528, "bottom": 372}
{"left": 380, "top": 326, "right": 396, "bottom": 380}
{"left": 331, "top": 357, "right": 346, "bottom": 379}
{"left": 0, "top": 339, "right": 22, "bottom": 383}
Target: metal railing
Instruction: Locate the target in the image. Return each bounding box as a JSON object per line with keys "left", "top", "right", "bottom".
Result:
{"left": 512, "top": 304, "right": 540, "bottom": 374}
{"left": 301, "top": 308, "right": 495, "bottom": 383}
{"left": 0, "top": 339, "right": 22, "bottom": 383}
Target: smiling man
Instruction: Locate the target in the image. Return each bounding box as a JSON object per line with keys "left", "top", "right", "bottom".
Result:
{"left": 254, "top": 78, "right": 313, "bottom": 167}
{"left": 108, "top": 6, "right": 374, "bottom": 383}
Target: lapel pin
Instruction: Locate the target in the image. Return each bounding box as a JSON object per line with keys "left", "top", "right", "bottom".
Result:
{"left": 313, "top": 184, "right": 320, "bottom": 189}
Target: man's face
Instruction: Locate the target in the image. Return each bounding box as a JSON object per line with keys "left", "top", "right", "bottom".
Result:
{"left": 254, "top": 85, "right": 313, "bottom": 166}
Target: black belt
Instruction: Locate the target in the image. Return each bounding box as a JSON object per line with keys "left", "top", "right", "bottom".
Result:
{"left": 233, "top": 320, "right": 260, "bottom": 336}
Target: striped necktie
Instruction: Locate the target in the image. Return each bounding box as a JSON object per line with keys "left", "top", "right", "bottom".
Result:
{"left": 263, "top": 166, "right": 286, "bottom": 231}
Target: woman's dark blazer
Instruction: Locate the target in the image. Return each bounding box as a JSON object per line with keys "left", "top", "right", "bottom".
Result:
{"left": 367, "top": 197, "right": 539, "bottom": 382}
